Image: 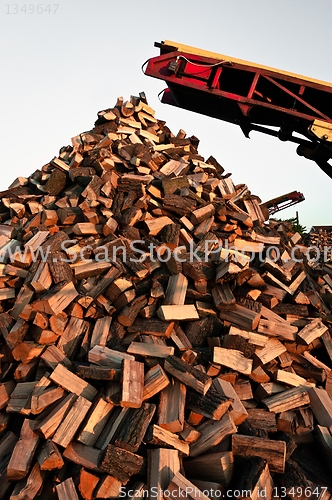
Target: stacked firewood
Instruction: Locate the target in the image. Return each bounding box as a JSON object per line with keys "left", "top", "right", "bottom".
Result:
{"left": 0, "top": 94, "right": 331, "bottom": 499}
{"left": 309, "top": 227, "right": 332, "bottom": 264}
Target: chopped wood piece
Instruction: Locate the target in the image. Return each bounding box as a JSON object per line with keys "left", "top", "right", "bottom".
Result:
{"left": 180, "top": 423, "right": 201, "bottom": 443}
{"left": 52, "top": 395, "right": 92, "bottom": 448}
{"left": 277, "top": 410, "right": 296, "bottom": 433}
{"left": 12, "top": 340, "right": 45, "bottom": 364}
{"left": 164, "top": 273, "right": 188, "bottom": 305}
{"left": 88, "top": 266, "right": 122, "bottom": 299}
{"left": 33, "top": 281, "right": 78, "bottom": 315}
{"left": 213, "top": 347, "right": 253, "bottom": 376}
{"left": 0, "top": 288, "right": 15, "bottom": 300}
{"left": 10, "top": 462, "right": 45, "bottom": 500}
{"left": 6, "top": 318, "right": 29, "bottom": 348}
{"left": 190, "top": 412, "right": 237, "bottom": 457}
{"left": 121, "top": 359, "right": 144, "bottom": 408}
{"left": 158, "top": 380, "right": 186, "bottom": 433}
{"left": 128, "top": 318, "right": 175, "bottom": 337}
{"left": 255, "top": 338, "right": 287, "bottom": 364}
{"left": 128, "top": 342, "right": 174, "bottom": 358}
{"left": 262, "top": 258, "right": 292, "bottom": 282}
{"left": 11, "top": 286, "right": 34, "bottom": 320}
{"left": 315, "top": 425, "right": 332, "bottom": 471}
{"left": 79, "top": 469, "right": 99, "bottom": 500}
{"left": 88, "top": 345, "right": 134, "bottom": 368}
{"left": 255, "top": 382, "right": 286, "bottom": 401}
{"left": 37, "top": 439, "right": 64, "bottom": 470}
{"left": 50, "top": 364, "right": 97, "bottom": 401}
{"left": 263, "top": 386, "right": 310, "bottom": 413}
{"left": 219, "top": 304, "right": 261, "bottom": 330}
{"left": 30, "top": 261, "right": 52, "bottom": 294}
{"left": 76, "top": 365, "right": 120, "bottom": 381}
{"left": 191, "top": 204, "right": 215, "bottom": 225}
{"left": 35, "top": 393, "right": 76, "bottom": 439}
{"left": 250, "top": 365, "right": 270, "bottom": 384}
{"left": 118, "top": 295, "right": 148, "bottom": 326}
{"left": 72, "top": 223, "right": 99, "bottom": 235}
{"left": 41, "top": 344, "right": 72, "bottom": 370}
{"left": 57, "top": 316, "right": 89, "bottom": 359}
{"left": 63, "top": 441, "right": 102, "bottom": 471}
{"left": 264, "top": 272, "right": 294, "bottom": 295}
{"left": 297, "top": 319, "right": 328, "bottom": 345}
{"left": 6, "top": 381, "right": 37, "bottom": 414}
{"left": 212, "top": 284, "right": 236, "bottom": 310}
{"left": 234, "top": 379, "right": 253, "bottom": 401}
{"left": 214, "top": 378, "right": 248, "bottom": 425}
{"left": 168, "top": 472, "right": 210, "bottom": 500}
{"left": 232, "top": 434, "right": 286, "bottom": 473}
{"left": 7, "top": 419, "right": 39, "bottom": 481}
{"left": 288, "top": 270, "right": 306, "bottom": 294}
{"left": 72, "top": 260, "right": 112, "bottom": 280}
{"left": 257, "top": 319, "right": 298, "bottom": 341}
{"left": 95, "top": 475, "right": 122, "bottom": 499}
{"left": 56, "top": 477, "right": 80, "bottom": 500}
{"left": 143, "top": 364, "right": 170, "bottom": 401}
{"left": 164, "top": 356, "right": 212, "bottom": 395}
{"left": 170, "top": 324, "right": 193, "bottom": 351}
{"left": 228, "top": 325, "right": 268, "bottom": 347}
{"left": 185, "top": 317, "right": 221, "bottom": 350}
{"left": 235, "top": 459, "right": 273, "bottom": 500}
{"left": 158, "top": 305, "right": 199, "bottom": 321}
{"left": 90, "top": 316, "right": 112, "bottom": 349}
{"left": 94, "top": 407, "right": 128, "bottom": 450}
{"left": 276, "top": 369, "right": 315, "bottom": 388}
{"left": 0, "top": 380, "right": 15, "bottom": 410}
{"left": 115, "top": 403, "right": 156, "bottom": 452}
{"left": 184, "top": 451, "right": 234, "bottom": 485}
{"left": 186, "top": 384, "right": 232, "bottom": 420}
{"left": 77, "top": 397, "right": 114, "bottom": 446}
{"left": 308, "top": 387, "right": 332, "bottom": 427}
{"left": 246, "top": 408, "right": 277, "bottom": 433}
{"left": 148, "top": 448, "right": 180, "bottom": 500}
{"left": 100, "top": 444, "right": 144, "bottom": 483}
{"left": 146, "top": 216, "right": 174, "bottom": 236}
{"left": 31, "top": 385, "right": 64, "bottom": 415}
{"left": 146, "top": 424, "right": 190, "bottom": 455}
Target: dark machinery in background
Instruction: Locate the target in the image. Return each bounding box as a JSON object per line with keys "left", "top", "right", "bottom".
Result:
{"left": 144, "top": 40, "right": 332, "bottom": 191}
{"left": 261, "top": 191, "right": 305, "bottom": 215}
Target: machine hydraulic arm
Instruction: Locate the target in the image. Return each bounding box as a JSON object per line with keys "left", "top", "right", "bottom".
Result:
{"left": 261, "top": 191, "right": 305, "bottom": 215}
{"left": 144, "top": 41, "right": 332, "bottom": 179}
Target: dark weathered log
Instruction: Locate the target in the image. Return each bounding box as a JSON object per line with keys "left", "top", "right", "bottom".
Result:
{"left": 100, "top": 444, "right": 144, "bottom": 483}
{"left": 232, "top": 434, "right": 286, "bottom": 473}
{"left": 76, "top": 365, "right": 121, "bottom": 381}
{"left": 115, "top": 403, "right": 156, "bottom": 452}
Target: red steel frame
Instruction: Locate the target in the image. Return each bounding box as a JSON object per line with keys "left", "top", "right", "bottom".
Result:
{"left": 145, "top": 42, "right": 332, "bottom": 178}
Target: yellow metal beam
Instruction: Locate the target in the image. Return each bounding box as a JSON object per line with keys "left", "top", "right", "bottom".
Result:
{"left": 164, "top": 40, "right": 332, "bottom": 89}
{"left": 310, "top": 120, "right": 332, "bottom": 142}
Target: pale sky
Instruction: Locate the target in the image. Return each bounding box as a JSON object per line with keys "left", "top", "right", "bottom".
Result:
{"left": 1, "top": 0, "right": 332, "bottom": 229}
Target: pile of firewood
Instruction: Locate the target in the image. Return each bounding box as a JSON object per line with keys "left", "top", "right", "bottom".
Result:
{"left": 309, "top": 228, "right": 332, "bottom": 264}
{"left": 0, "top": 93, "right": 332, "bottom": 500}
